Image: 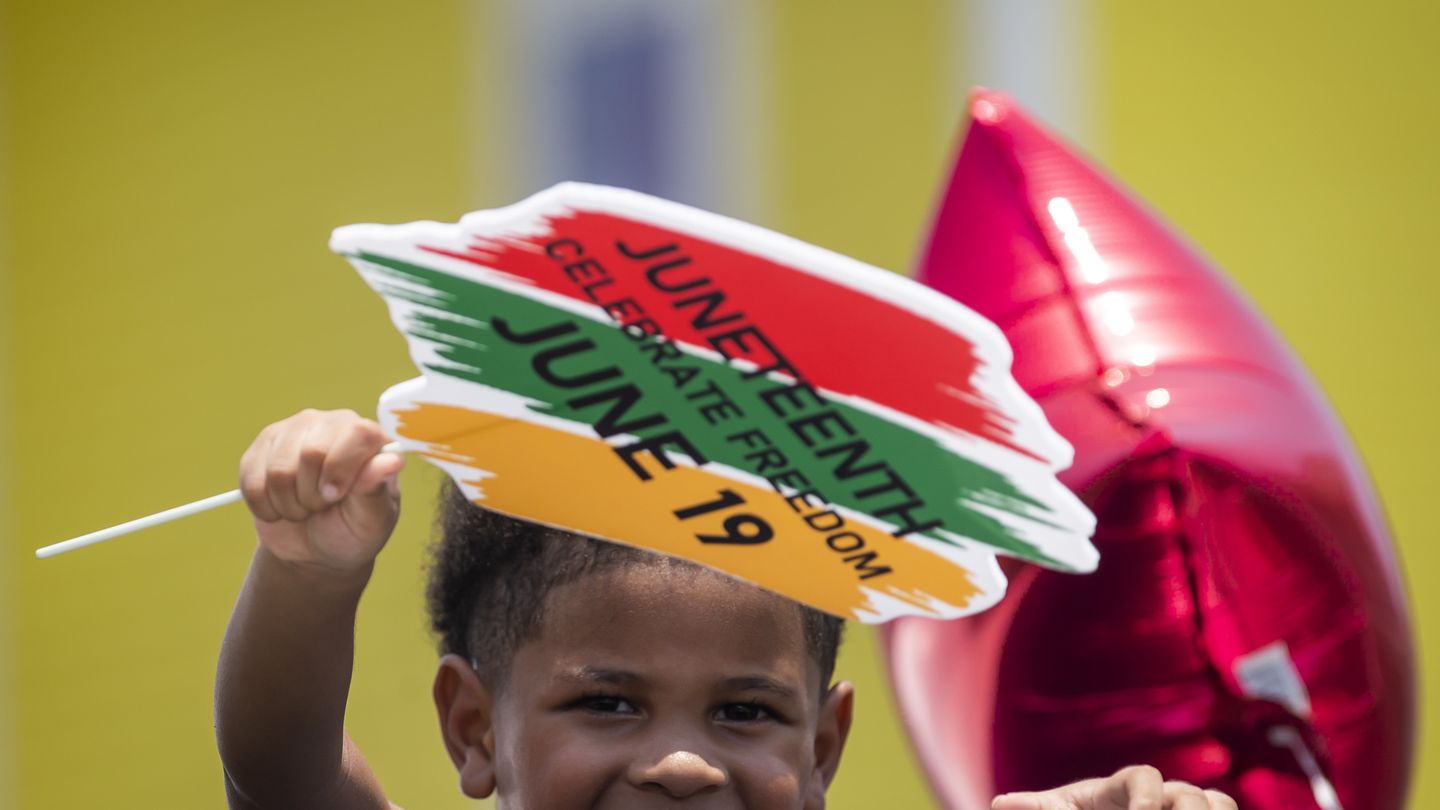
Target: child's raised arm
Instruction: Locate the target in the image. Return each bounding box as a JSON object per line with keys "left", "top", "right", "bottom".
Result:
{"left": 216, "top": 409, "right": 405, "bottom": 810}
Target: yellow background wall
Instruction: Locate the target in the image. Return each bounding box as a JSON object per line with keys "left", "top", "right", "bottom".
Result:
{"left": 3, "top": 2, "right": 1436, "bottom": 808}
{"left": 2, "top": 1, "right": 472, "bottom": 806}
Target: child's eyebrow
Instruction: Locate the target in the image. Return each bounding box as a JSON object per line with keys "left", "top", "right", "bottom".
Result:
{"left": 554, "top": 668, "right": 800, "bottom": 700}
{"left": 558, "top": 666, "right": 647, "bottom": 686}
{"left": 718, "top": 676, "right": 800, "bottom": 700}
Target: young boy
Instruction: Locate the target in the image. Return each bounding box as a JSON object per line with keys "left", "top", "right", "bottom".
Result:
{"left": 216, "top": 409, "right": 1237, "bottom": 809}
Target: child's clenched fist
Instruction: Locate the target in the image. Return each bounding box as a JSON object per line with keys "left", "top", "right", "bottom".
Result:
{"left": 238, "top": 409, "right": 404, "bottom": 577}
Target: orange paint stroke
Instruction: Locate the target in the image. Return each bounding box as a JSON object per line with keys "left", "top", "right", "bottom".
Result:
{"left": 394, "top": 403, "right": 981, "bottom": 619}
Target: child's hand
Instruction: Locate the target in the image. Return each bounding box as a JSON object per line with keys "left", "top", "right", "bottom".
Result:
{"left": 991, "top": 766, "right": 1238, "bottom": 810}
{"left": 222, "top": 409, "right": 405, "bottom": 809}
{"left": 238, "top": 409, "right": 405, "bottom": 578}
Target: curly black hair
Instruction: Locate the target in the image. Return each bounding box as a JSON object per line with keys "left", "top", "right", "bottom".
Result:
{"left": 425, "top": 480, "right": 844, "bottom": 693}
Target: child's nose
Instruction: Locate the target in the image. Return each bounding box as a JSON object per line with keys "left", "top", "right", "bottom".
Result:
{"left": 627, "top": 749, "right": 728, "bottom": 797}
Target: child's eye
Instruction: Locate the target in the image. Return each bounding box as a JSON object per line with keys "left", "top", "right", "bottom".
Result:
{"left": 575, "top": 695, "right": 637, "bottom": 715}
{"left": 714, "top": 702, "right": 776, "bottom": 723}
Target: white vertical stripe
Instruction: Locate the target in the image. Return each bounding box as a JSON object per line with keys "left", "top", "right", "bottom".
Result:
{"left": 955, "top": 0, "right": 1096, "bottom": 146}
{"left": 477, "top": 0, "right": 768, "bottom": 219}
{"left": 662, "top": 0, "right": 771, "bottom": 222}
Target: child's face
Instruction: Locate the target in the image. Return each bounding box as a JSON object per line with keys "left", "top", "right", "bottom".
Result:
{"left": 434, "top": 565, "right": 853, "bottom": 809}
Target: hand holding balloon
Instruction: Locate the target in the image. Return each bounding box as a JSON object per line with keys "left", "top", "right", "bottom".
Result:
{"left": 993, "top": 766, "right": 1238, "bottom": 810}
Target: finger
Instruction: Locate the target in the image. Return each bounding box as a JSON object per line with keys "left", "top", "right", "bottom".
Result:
{"left": 1162, "top": 781, "right": 1209, "bottom": 810}
{"left": 352, "top": 451, "right": 406, "bottom": 497}
{"left": 239, "top": 424, "right": 281, "bottom": 523}
{"left": 1114, "top": 765, "right": 1164, "bottom": 810}
{"left": 993, "top": 782, "right": 1122, "bottom": 810}
{"left": 293, "top": 414, "right": 347, "bottom": 513}
{"left": 339, "top": 451, "right": 406, "bottom": 543}
{"left": 990, "top": 791, "right": 1050, "bottom": 810}
{"left": 1203, "top": 790, "right": 1238, "bottom": 810}
{"left": 316, "top": 414, "right": 389, "bottom": 504}
{"left": 265, "top": 411, "right": 318, "bottom": 522}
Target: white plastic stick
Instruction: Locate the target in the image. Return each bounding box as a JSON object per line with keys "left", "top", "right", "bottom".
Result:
{"left": 36, "top": 489, "right": 247, "bottom": 559}
{"left": 35, "top": 441, "right": 405, "bottom": 559}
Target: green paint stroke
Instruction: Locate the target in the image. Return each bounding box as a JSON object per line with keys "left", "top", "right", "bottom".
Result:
{"left": 358, "top": 252, "right": 1065, "bottom": 567}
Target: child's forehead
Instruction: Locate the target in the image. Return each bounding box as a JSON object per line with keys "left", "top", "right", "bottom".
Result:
{"left": 544, "top": 564, "right": 805, "bottom": 639}
{"left": 524, "top": 564, "right": 819, "bottom": 686}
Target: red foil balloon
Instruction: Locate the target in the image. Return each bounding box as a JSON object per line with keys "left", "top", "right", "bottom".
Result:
{"left": 884, "top": 90, "right": 1415, "bottom": 809}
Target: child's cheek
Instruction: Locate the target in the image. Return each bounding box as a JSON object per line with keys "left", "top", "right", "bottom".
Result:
{"left": 731, "top": 746, "right": 812, "bottom": 808}
{"left": 494, "top": 717, "right": 621, "bottom": 806}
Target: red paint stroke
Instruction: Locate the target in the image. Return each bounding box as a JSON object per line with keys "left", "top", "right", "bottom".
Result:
{"left": 423, "top": 210, "right": 1030, "bottom": 455}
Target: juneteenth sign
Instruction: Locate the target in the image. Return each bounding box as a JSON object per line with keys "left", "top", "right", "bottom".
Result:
{"left": 332, "top": 183, "right": 1096, "bottom": 622}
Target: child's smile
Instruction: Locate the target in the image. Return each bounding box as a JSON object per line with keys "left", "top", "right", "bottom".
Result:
{"left": 436, "top": 563, "right": 853, "bottom": 809}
